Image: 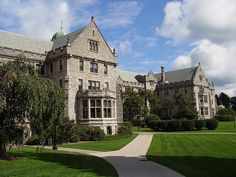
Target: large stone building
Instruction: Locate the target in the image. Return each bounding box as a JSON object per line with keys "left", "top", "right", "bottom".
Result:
{"left": 0, "top": 17, "right": 217, "bottom": 134}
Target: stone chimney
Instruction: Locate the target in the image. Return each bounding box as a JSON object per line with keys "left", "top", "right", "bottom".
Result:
{"left": 161, "top": 65, "right": 165, "bottom": 82}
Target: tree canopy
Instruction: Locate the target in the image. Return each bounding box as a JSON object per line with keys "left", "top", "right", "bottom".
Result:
{"left": 0, "top": 55, "right": 64, "bottom": 158}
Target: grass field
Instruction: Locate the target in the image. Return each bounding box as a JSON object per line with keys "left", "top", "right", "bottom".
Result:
{"left": 0, "top": 147, "right": 118, "bottom": 177}
{"left": 61, "top": 134, "right": 138, "bottom": 151}
{"left": 147, "top": 134, "right": 236, "bottom": 177}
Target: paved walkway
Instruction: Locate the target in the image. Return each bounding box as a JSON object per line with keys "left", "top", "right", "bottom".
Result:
{"left": 53, "top": 133, "right": 184, "bottom": 177}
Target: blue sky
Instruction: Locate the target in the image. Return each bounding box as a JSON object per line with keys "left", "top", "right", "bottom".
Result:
{"left": 1, "top": 0, "right": 236, "bottom": 96}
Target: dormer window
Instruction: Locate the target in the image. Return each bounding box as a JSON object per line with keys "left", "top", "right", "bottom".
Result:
{"left": 89, "top": 40, "right": 98, "bottom": 52}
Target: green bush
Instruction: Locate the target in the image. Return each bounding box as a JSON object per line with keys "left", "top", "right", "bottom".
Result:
{"left": 169, "top": 119, "right": 182, "bottom": 131}
{"left": 182, "top": 120, "right": 195, "bottom": 131}
{"left": 215, "top": 115, "right": 235, "bottom": 121}
{"left": 118, "top": 122, "right": 132, "bottom": 135}
{"left": 149, "top": 120, "right": 161, "bottom": 131}
{"left": 145, "top": 114, "right": 160, "bottom": 127}
{"left": 159, "top": 120, "right": 170, "bottom": 131}
{"left": 206, "top": 118, "right": 218, "bottom": 130}
{"left": 78, "top": 126, "right": 105, "bottom": 141}
{"left": 218, "top": 108, "right": 236, "bottom": 115}
{"left": 195, "top": 119, "right": 206, "bottom": 130}
{"left": 26, "top": 135, "right": 40, "bottom": 145}
{"left": 56, "top": 118, "right": 80, "bottom": 143}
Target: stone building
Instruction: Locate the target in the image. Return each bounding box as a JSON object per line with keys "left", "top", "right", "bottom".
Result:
{"left": 0, "top": 17, "right": 217, "bottom": 136}
{"left": 116, "top": 65, "right": 216, "bottom": 119}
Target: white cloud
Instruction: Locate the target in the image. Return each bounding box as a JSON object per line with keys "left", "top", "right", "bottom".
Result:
{"left": 158, "top": 0, "right": 236, "bottom": 44}
{"left": 159, "top": 0, "right": 236, "bottom": 96}
{"left": 100, "top": 1, "right": 142, "bottom": 28}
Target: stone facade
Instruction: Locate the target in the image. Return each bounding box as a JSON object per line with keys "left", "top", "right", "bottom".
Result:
{"left": 0, "top": 17, "right": 217, "bottom": 136}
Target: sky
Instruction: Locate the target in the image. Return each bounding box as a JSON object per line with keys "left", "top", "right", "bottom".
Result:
{"left": 0, "top": 0, "right": 236, "bottom": 96}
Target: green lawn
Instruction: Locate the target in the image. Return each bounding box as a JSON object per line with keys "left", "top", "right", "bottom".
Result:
{"left": 61, "top": 134, "right": 138, "bottom": 151}
{"left": 0, "top": 147, "right": 118, "bottom": 177}
{"left": 147, "top": 134, "right": 236, "bottom": 177}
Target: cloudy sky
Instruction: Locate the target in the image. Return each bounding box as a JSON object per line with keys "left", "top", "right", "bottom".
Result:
{"left": 0, "top": 0, "right": 236, "bottom": 96}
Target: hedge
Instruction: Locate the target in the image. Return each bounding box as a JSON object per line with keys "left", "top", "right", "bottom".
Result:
{"left": 195, "top": 119, "right": 206, "bottom": 130}
{"left": 78, "top": 126, "right": 105, "bottom": 141}
{"left": 206, "top": 118, "right": 218, "bottom": 130}
{"left": 145, "top": 114, "right": 160, "bottom": 127}
{"left": 118, "top": 122, "right": 132, "bottom": 135}
{"left": 215, "top": 115, "right": 235, "bottom": 121}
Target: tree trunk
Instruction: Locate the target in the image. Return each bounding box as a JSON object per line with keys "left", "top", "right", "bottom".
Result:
{"left": 0, "top": 131, "right": 6, "bottom": 159}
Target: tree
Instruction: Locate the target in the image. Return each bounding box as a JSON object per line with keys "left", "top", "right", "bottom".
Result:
{"left": 231, "top": 97, "right": 236, "bottom": 112}
{"left": 219, "top": 92, "right": 231, "bottom": 108}
{"left": 174, "top": 93, "right": 198, "bottom": 119}
{"left": 122, "top": 87, "right": 160, "bottom": 125}
{"left": 0, "top": 55, "right": 64, "bottom": 158}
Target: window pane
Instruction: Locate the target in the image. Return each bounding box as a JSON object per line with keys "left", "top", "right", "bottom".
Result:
{"left": 91, "top": 108, "right": 95, "bottom": 118}
{"left": 91, "top": 100, "right": 95, "bottom": 107}
{"left": 96, "top": 100, "right": 101, "bottom": 107}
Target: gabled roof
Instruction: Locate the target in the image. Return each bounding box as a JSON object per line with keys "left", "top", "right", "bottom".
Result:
{"left": 117, "top": 70, "right": 142, "bottom": 83}
{"left": 51, "top": 28, "right": 85, "bottom": 50}
{"left": 0, "top": 30, "right": 52, "bottom": 54}
{"left": 155, "top": 66, "right": 198, "bottom": 83}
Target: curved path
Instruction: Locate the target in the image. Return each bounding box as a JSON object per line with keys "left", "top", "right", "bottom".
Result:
{"left": 55, "top": 133, "right": 184, "bottom": 177}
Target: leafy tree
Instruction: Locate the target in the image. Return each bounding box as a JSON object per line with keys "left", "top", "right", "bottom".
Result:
{"left": 231, "top": 97, "right": 236, "bottom": 112}
{"left": 0, "top": 55, "right": 64, "bottom": 158}
{"left": 122, "top": 87, "right": 160, "bottom": 126}
{"left": 218, "top": 108, "right": 236, "bottom": 115}
{"left": 174, "top": 92, "right": 198, "bottom": 119}
{"left": 219, "top": 92, "right": 231, "bottom": 108}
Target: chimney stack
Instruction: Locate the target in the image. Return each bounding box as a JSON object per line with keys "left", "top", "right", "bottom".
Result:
{"left": 161, "top": 65, "right": 165, "bottom": 82}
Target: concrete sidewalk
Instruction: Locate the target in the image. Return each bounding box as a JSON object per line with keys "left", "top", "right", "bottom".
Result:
{"left": 51, "top": 133, "right": 184, "bottom": 177}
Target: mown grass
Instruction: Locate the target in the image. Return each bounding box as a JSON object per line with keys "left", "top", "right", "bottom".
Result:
{"left": 61, "top": 134, "right": 138, "bottom": 151}
{"left": 147, "top": 134, "right": 236, "bottom": 177}
{"left": 0, "top": 147, "right": 118, "bottom": 177}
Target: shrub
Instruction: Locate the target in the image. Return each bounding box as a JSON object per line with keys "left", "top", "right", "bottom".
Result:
{"left": 26, "top": 135, "right": 40, "bottom": 145}
{"left": 78, "top": 126, "right": 105, "bottom": 141}
{"left": 118, "top": 122, "right": 132, "bottom": 135}
{"left": 159, "top": 120, "right": 170, "bottom": 131}
{"left": 195, "top": 119, "right": 206, "bottom": 130}
{"left": 169, "top": 119, "right": 182, "bottom": 131}
{"left": 215, "top": 115, "right": 235, "bottom": 121}
{"left": 206, "top": 118, "right": 218, "bottom": 130}
{"left": 149, "top": 120, "right": 161, "bottom": 131}
{"left": 182, "top": 120, "right": 195, "bottom": 131}
{"left": 57, "top": 118, "right": 80, "bottom": 143}
{"left": 145, "top": 114, "right": 160, "bottom": 127}
{"left": 218, "top": 108, "right": 236, "bottom": 115}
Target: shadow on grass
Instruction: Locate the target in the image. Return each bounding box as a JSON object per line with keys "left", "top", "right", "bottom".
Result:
{"left": 7, "top": 148, "right": 118, "bottom": 177}
{"left": 147, "top": 155, "right": 236, "bottom": 177}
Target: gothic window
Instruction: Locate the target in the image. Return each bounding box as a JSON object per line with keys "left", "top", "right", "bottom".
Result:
{"left": 50, "top": 63, "right": 53, "bottom": 73}
{"left": 90, "top": 99, "right": 101, "bottom": 118}
{"left": 90, "top": 62, "right": 98, "bottom": 73}
{"left": 59, "top": 79, "right": 63, "bottom": 88}
{"left": 78, "top": 79, "right": 83, "bottom": 90}
{"left": 104, "top": 64, "right": 108, "bottom": 74}
{"left": 79, "top": 60, "right": 84, "bottom": 71}
{"left": 204, "top": 107, "right": 208, "bottom": 115}
{"left": 105, "top": 82, "right": 109, "bottom": 89}
{"left": 59, "top": 60, "right": 63, "bottom": 71}
{"left": 204, "top": 96, "right": 208, "bottom": 103}
{"left": 89, "top": 40, "right": 98, "bottom": 52}
{"left": 82, "top": 100, "right": 88, "bottom": 118}
{"left": 200, "top": 107, "right": 204, "bottom": 115}
{"left": 88, "top": 80, "right": 100, "bottom": 90}
{"left": 104, "top": 100, "right": 112, "bottom": 118}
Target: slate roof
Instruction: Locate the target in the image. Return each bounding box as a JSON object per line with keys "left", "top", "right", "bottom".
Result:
{"left": 155, "top": 66, "right": 198, "bottom": 83}
{"left": 117, "top": 70, "right": 142, "bottom": 83}
{"left": 51, "top": 28, "right": 85, "bottom": 50}
{"left": 0, "top": 30, "right": 52, "bottom": 54}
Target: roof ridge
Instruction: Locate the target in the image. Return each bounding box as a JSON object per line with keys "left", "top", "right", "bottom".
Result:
{"left": 155, "top": 66, "right": 198, "bottom": 75}
{"left": 0, "top": 29, "right": 51, "bottom": 43}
